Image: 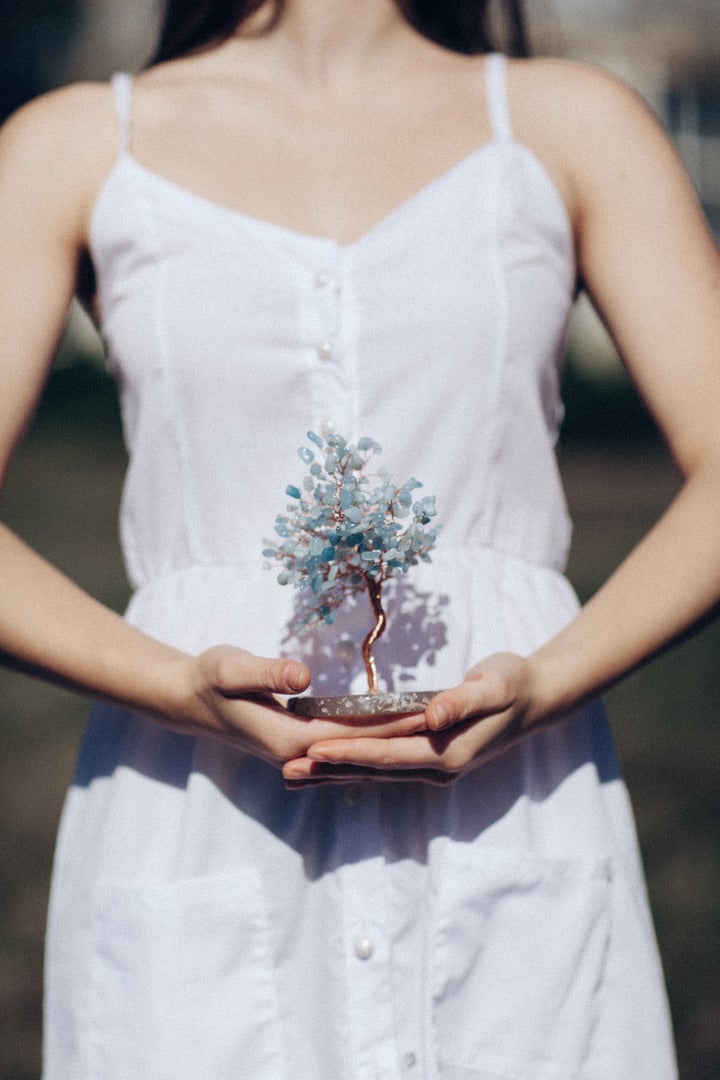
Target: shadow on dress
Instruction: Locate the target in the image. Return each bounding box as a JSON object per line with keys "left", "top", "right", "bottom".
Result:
{"left": 280, "top": 579, "right": 451, "bottom": 696}
{"left": 71, "top": 573, "right": 620, "bottom": 881}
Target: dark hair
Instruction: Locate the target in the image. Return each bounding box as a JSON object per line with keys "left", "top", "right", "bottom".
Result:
{"left": 149, "top": 0, "right": 529, "bottom": 66}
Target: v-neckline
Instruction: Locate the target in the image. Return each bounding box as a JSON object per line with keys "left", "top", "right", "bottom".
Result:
{"left": 115, "top": 139, "right": 502, "bottom": 252}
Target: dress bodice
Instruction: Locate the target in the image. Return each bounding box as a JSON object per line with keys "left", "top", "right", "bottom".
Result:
{"left": 91, "top": 56, "right": 575, "bottom": 601}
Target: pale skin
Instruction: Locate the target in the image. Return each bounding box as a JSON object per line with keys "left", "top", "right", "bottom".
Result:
{"left": 2, "top": 0, "right": 720, "bottom": 788}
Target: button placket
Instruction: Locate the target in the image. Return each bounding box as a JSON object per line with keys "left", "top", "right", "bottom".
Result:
{"left": 304, "top": 250, "right": 353, "bottom": 442}
{"left": 337, "top": 792, "right": 402, "bottom": 1079}
{"left": 310, "top": 262, "right": 339, "bottom": 366}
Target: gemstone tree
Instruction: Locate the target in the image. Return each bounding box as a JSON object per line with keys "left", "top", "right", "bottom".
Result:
{"left": 263, "top": 432, "right": 439, "bottom": 694}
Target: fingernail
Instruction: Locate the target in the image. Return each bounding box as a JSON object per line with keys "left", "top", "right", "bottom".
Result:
{"left": 286, "top": 663, "right": 307, "bottom": 691}
{"left": 283, "top": 763, "right": 306, "bottom": 779}
{"left": 428, "top": 703, "right": 450, "bottom": 729}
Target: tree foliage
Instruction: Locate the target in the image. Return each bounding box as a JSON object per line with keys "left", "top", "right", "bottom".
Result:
{"left": 264, "top": 432, "right": 439, "bottom": 672}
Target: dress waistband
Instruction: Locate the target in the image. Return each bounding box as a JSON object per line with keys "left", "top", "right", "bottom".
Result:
{"left": 128, "top": 541, "right": 569, "bottom": 597}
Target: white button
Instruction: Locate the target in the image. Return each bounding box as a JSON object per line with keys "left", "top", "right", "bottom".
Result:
{"left": 402, "top": 1052, "right": 418, "bottom": 1070}
{"left": 317, "top": 340, "right": 333, "bottom": 361}
{"left": 314, "top": 270, "right": 330, "bottom": 288}
{"left": 320, "top": 419, "right": 336, "bottom": 438}
{"left": 353, "top": 932, "right": 374, "bottom": 960}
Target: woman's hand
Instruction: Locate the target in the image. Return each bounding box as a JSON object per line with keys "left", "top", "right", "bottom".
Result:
{"left": 171, "top": 644, "right": 430, "bottom": 770}
{"left": 282, "top": 652, "right": 546, "bottom": 788}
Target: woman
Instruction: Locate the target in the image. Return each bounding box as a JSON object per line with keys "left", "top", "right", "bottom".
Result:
{"left": 1, "top": 0, "right": 717, "bottom": 1075}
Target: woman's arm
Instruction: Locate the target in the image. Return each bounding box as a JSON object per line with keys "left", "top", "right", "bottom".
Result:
{"left": 0, "top": 88, "right": 425, "bottom": 765}
{"left": 287, "top": 61, "right": 720, "bottom": 785}
{"left": 517, "top": 60, "right": 720, "bottom": 717}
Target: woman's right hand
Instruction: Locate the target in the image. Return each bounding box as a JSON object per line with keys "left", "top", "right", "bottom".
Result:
{"left": 171, "top": 644, "right": 428, "bottom": 769}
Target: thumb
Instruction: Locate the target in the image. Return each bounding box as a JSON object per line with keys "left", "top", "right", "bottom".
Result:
{"left": 202, "top": 645, "right": 311, "bottom": 696}
{"left": 425, "top": 665, "right": 514, "bottom": 731}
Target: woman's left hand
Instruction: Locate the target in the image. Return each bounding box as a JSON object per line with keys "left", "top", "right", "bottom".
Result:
{"left": 282, "top": 652, "right": 544, "bottom": 787}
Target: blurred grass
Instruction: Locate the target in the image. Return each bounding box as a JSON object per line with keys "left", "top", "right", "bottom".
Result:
{"left": 0, "top": 364, "right": 719, "bottom": 1079}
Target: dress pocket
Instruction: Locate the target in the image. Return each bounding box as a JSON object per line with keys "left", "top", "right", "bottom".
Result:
{"left": 87, "top": 870, "right": 285, "bottom": 1080}
{"left": 430, "top": 845, "right": 611, "bottom": 1080}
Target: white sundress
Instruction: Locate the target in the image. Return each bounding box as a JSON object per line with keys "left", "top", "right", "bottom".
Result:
{"left": 43, "top": 54, "right": 678, "bottom": 1080}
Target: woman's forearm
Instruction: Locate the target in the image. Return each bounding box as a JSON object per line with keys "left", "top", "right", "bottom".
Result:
{"left": 287, "top": 457, "right": 720, "bottom": 784}
{"left": 0, "top": 522, "right": 190, "bottom": 721}
{"left": 0, "top": 522, "right": 436, "bottom": 765}
{"left": 527, "top": 455, "right": 720, "bottom": 724}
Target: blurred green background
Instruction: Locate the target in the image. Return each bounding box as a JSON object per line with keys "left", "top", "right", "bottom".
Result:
{"left": 1, "top": 2, "right": 720, "bottom": 1079}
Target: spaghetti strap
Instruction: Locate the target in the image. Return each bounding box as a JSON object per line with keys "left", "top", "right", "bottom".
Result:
{"left": 485, "top": 53, "right": 513, "bottom": 142}
{"left": 110, "top": 72, "right": 133, "bottom": 156}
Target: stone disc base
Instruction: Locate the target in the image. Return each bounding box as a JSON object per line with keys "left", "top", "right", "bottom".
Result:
{"left": 287, "top": 690, "right": 437, "bottom": 718}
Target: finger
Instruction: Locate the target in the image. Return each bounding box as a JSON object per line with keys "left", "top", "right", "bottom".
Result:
{"left": 301, "top": 708, "right": 514, "bottom": 772}
{"left": 208, "top": 646, "right": 311, "bottom": 696}
{"left": 424, "top": 669, "right": 513, "bottom": 731}
{"left": 300, "top": 709, "right": 429, "bottom": 743}
{"left": 302, "top": 733, "right": 455, "bottom": 771}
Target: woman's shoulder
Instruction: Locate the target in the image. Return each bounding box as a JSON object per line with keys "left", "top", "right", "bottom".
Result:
{"left": 1, "top": 81, "right": 119, "bottom": 160}
{"left": 504, "top": 56, "right": 679, "bottom": 226}
{"left": 0, "top": 82, "right": 120, "bottom": 243}
{"left": 507, "top": 56, "right": 663, "bottom": 135}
